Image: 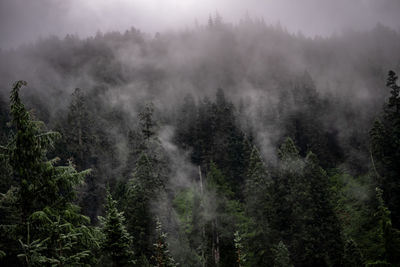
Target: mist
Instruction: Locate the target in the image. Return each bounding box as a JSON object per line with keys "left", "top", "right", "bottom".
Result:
{"left": 1, "top": 1, "right": 400, "bottom": 266}
{"left": 2, "top": 0, "right": 400, "bottom": 48}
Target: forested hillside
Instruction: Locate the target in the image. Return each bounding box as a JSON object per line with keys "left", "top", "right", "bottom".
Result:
{"left": 1, "top": 17, "right": 400, "bottom": 266}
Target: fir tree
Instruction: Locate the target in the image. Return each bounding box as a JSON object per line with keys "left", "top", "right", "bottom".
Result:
{"left": 234, "top": 231, "right": 246, "bottom": 267}
{"left": 370, "top": 70, "right": 400, "bottom": 228}
{"left": 273, "top": 241, "right": 293, "bottom": 267}
{"left": 244, "top": 145, "right": 274, "bottom": 265}
{"left": 125, "top": 152, "right": 163, "bottom": 260}
{"left": 370, "top": 188, "right": 400, "bottom": 265}
{"left": 100, "top": 189, "right": 135, "bottom": 267}
{"left": 0, "top": 81, "right": 96, "bottom": 266}
{"left": 139, "top": 102, "right": 157, "bottom": 141}
{"left": 152, "top": 218, "right": 177, "bottom": 267}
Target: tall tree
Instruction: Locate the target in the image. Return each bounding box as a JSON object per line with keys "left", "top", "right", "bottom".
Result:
{"left": 273, "top": 241, "right": 293, "bottom": 267}
{"left": 0, "top": 81, "right": 96, "bottom": 266}
{"left": 56, "top": 87, "right": 118, "bottom": 222}
{"left": 233, "top": 231, "right": 246, "bottom": 267}
{"left": 124, "top": 152, "right": 164, "bottom": 262}
{"left": 244, "top": 145, "right": 274, "bottom": 265}
{"left": 100, "top": 189, "right": 135, "bottom": 267}
{"left": 370, "top": 70, "right": 400, "bottom": 228}
{"left": 273, "top": 138, "right": 343, "bottom": 266}
{"left": 368, "top": 188, "right": 400, "bottom": 266}
{"left": 139, "top": 102, "right": 157, "bottom": 141}
{"left": 152, "top": 218, "right": 177, "bottom": 267}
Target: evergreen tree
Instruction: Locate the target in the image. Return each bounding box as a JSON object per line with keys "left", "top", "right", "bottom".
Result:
{"left": 125, "top": 152, "right": 164, "bottom": 261}
{"left": 273, "top": 241, "right": 293, "bottom": 267}
{"left": 152, "top": 218, "right": 177, "bottom": 267}
{"left": 0, "top": 94, "right": 12, "bottom": 193}
{"left": 234, "top": 231, "right": 246, "bottom": 267}
{"left": 368, "top": 188, "right": 400, "bottom": 266}
{"left": 100, "top": 189, "right": 135, "bottom": 267}
{"left": 56, "top": 87, "right": 115, "bottom": 222}
{"left": 244, "top": 145, "right": 274, "bottom": 265}
{"left": 174, "top": 94, "right": 197, "bottom": 152}
{"left": 0, "top": 81, "right": 96, "bottom": 266}
{"left": 204, "top": 162, "right": 242, "bottom": 267}
{"left": 139, "top": 102, "right": 157, "bottom": 141}
{"left": 370, "top": 70, "right": 400, "bottom": 228}
{"left": 273, "top": 138, "right": 343, "bottom": 266}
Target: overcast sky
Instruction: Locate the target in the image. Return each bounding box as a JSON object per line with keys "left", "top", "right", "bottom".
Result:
{"left": 1, "top": 0, "right": 400, "bottom": 48}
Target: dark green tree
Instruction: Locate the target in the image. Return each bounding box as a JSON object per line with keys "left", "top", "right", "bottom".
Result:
{"left": 273, "top": 138, "right": 343, "bottom": 266}
{"left": 370, "top": 70, "right": 400, "bottom": 228}
{"left": 244, "top": 145, "right": 274, "bottom": 265}
{"left": 367, "top": 188, "right": 400, "bottom": 266}
{"left": 301, "top": 152, "right": 343, "bottom": 266}
{"left": 0, "top": 81, "right": 96, "bottom": 266}
{"left": 56, "top": 88, "right": 112, "bottom": 222}
{"left": 273, "top": 241, "right": 293, "bottom": 267}
{"left": 100, "top": 189, "right": 135, "bottom": 267}
{"left": 152, "top": 218, "right": 178, "bottom": 267}
{"left": 124, "top": 152, "right": 164, "bottom": 262}
{"left": 233, "top": 231, "right": 246, "bottom": 267}
{"left": 139, "top": 102, "right": 157, "bottom": 141}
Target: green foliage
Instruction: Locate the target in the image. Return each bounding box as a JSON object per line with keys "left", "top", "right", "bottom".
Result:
{"left": 55, "top": 87, "right": 118, "bottom": 222}
{"left": 2, "top": 23, "right": 400, "bottom": 267}
{"left": 124, "top": 151, "right": 165, "bottom": 260}
{"left": 343, "top": 239, "right": 364, "bottom": 267}
{"left": 272, "top": 138, "right": 343, "bottom": 266}
{"left": 243, "top": 146, "right": 274, "bottom": 266}
{"left": 100, "top": 189, "right": 135, "bottom": 267}
{"left": 152, "top": 218, "right": 178, "bottom": 267}
{"left": 234, "top": 231, "right": 246, "bottom": 267}
{"left": 370, "top": 70, "right": 400, "bottom": 228}
{"left": 273, "top": 241, "right": 293, "bottom": 267}
{"left": 18, "top": 224, "right": 50, "bottom": 267}
{"left": 0, "top": 81, "right": 97, "bottom": 266}
{"left": 139, "top": 102, "right": 157, "bottom": 141}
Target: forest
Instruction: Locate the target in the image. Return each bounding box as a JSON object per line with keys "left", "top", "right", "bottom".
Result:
{"left": 1, "top": 14, "right": 400, "bottom": 267}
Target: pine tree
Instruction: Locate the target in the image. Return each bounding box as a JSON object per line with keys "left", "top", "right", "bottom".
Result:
{"left": 301, "top": 152, "right": 343, "bottom": 266}
{"left": 125, "top": 152, "right": 163, "bottom": 260}
{"left": 100, "top": 189, "right": 135, "bottom": 267}
{"left": 369, "top": 188, "right": 400, "bottom": 265}
{"left": 244, "top": 146, "right": 274, "bottom": 265}
{"left": 370, "top": 70, "right": 400, "bottom": 228}
{"left": 204, "top": 162, "right": 242, "bottom": 267}
{"left": 386, "top": 70, "right": 400, "bottom": 113}
{"left": 0, "top": 81, "right": 96, "bottom": 266}
{"left": 64, "top": 88, "right": 93, "bottom": 166}
{"left": 0, "top": 94, "right": 12, "bottom": 193}
{"left": 273, "top": 241, "right": 293, "bottom": 267}
{"left": 174, "top": 94, "right": 197, "bottom": 152}
{"left": 139, "top": 102, "right": 157, "bottom": 141}
{"left": 152, "top": 218, "right": 177, "bottom": 267}
{"left": 273, "top": 138, "right": 343, "bottom": 266}
{"left": 234, "top": 231, "right": 246, "bottom": 267}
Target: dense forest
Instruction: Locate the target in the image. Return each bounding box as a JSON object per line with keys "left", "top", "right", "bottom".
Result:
{"left": 1, "top": 16, "right": 400, "bottom": 266}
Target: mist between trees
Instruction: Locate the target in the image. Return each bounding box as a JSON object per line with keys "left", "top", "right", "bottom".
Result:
{"left": 1, "top": 16, "right": 400, "bottom": 266}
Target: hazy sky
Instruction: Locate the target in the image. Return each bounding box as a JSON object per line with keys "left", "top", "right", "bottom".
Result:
{"left": 1, "top": 0, "right": 400, "bottom": 48}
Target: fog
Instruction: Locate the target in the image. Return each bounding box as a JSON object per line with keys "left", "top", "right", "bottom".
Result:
{"left": 1, "top": 1, "right": 400, "bottom": 266}
{"left": 1, "top": 0, "right": 400, "bottom": 48}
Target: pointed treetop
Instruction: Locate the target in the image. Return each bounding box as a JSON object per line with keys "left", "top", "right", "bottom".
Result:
{"left": 273, "top": 241, "right": 293, "bottom": 267}
{"left": 278, "top": 137, "right": 299, "bottom": 160}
